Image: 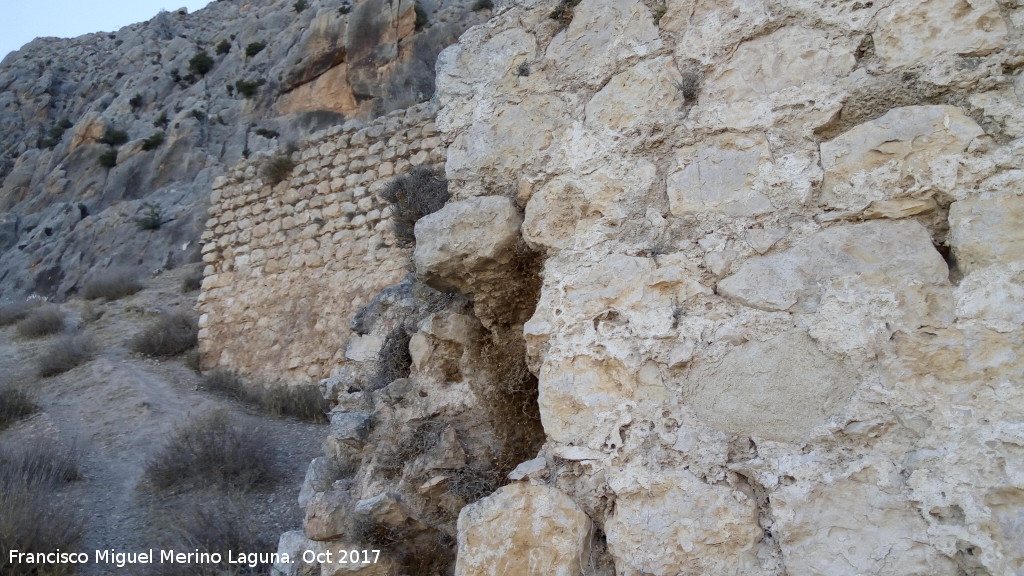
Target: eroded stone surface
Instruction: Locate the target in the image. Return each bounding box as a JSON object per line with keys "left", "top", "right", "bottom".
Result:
{"left": 949, "top": 192, "right": 1024, "bottom": 277}
{"left": 718, "top": 220, "right": 948, "bottom": 313}
{"left": 874, "top": 0, "right": 1007, "bottom": 69}
{"left": 605, "top": 469, "right": 761, "bottom": 576}
{"left": 456, "top": 483, "right": 592, "bottom": 576}
{"left": 687, "top": 331, "right": 858, "bottom": 442}
{"left": 820, "top": 106, "right": 985, "bottom": 213}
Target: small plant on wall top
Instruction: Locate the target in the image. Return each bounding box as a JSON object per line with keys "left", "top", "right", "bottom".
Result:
{"left": 262, "top": 152, "right": 296, "bottom": 186}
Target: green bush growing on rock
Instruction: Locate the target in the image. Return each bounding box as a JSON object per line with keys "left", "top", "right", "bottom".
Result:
{"left": 215, "top": 39, "right": 232, "bottom": 55}
{"left": 234, "top": 78, "right": 265, "bottom": 98}
{"left": 98, "top": 128, "right": 128, "bottom": 146}
{"left": 188, "top": 51, "right": 214, "bottom": 76}
{"left": 98, "top": 149, "right": 118, "bottom": 168}
{"left": 381, "top": 166, "right": 449, "bottom": 245}
{"left": 39, "top": 118, "right": 73, "bottom": 148}
{"left": 294, "top": 0, "right": 309, "bottom": 12}
{"left": 134, "top": 203, "right": 164, "bottom": 230}
{"left": 245, "top": 41, "right": 266, "bottom": 57}
{"left": 472, "top": 0, "right": 493, "bottom": 10}
{"left": 141, "top": 131, "right": 165, "bottom": 150}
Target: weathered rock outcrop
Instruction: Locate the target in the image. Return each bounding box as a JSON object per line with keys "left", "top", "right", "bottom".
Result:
{"left": 0, "top": 0, "right": 486, "bottom": 301}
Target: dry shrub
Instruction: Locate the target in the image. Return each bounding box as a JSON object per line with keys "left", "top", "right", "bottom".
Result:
{"left": 15, "top": 306, "right": 65, "bottom": 338}
{"left": 0, "top": 387, "right": 38, "bottom": 430}
{"left": 131, "top": 312, "right": 198, "bottom": 357}
{"left": 38, "top": 334, "right": 94, "bottom": 378}
{"left": 381, "top": 166, "right": 449, "bottom": 245}
{"left": 181, "top": 266, "right": 204, "bottom": 293}
{"left": 354, "top": 521, "right": 455, "bottom": 576}
{"left": 262, "top": 153, "right": 295, "bottom": 186}
{"left": 203, "top": 370, "right": 329, "bottom": 423}
{"left": 549, "top": 0, "right": 582, "bottom": 28}
{"left": 82, "top": 267, "right": 143, "bottom": 301}
{"left": 368, "top": 328, "right": 412, "bottom": 391}
{"left": 0, "top": 439, "right": 83, "bottom": 576}
{"left": 145, "top": 499, "right": 274, "bottom": 576}
{"left": 0, "top": 300, "right": 38, "bottom": 326}
{"left": 184, "top": 348, "right": 202, "bottom": 372}
{"left": 260, "top": 384, "right": 330, "bottom": 423}
{"left": 202, "top": 369, "right": 246, "bottom": 399}
{"left": 447, "top": 465, "right": 503, "bottom": 505}
{"left": 376, "top": 420, "right": 446, "bottom": 476}
{"left": 144, "top": 410, "right": 275, "bottom": 491}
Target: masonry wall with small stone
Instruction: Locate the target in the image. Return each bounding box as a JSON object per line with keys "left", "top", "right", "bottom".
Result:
{"left": 197, "top": 102, "right": 444, "bottom": 382}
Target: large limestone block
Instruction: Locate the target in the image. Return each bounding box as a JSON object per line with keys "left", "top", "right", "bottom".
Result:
{"left": 538, "top": 354, "right": 637, "bottom": 449}
{"left": 773, "top": 467, "right": 958, "bottom": 575}
{"left": 718, "top": 220, "right": 948, "bottom": 312}
{"left": 456, "top": 483, "right": 592, "bottom": 576}
{"left": 716, "top": 26, "right": 854, "bottom": 101}
{"left": 955, "top": 261, "right": 1024, "bottom": 331}
{"left": 875, "top": 0, "right": 1007, "bottom": 69}
{"left": 667, "top": 132, "right": 775, "bottom": 217}
{"left": 706, "top": 25, "right": 854, "bottom": 129}
{"left": 667, "top": 0, "right": 771, "bottom": 65}
{"left": 583, "top": 57, "right": 681, "bottom": 134}
{"left": 413, "top": 196, "right": 522, "bottom": 295}
{"left": 435, "top": 28, "right": 538, "bottom": 97}
{"left": 948, "top": 192, "right": 1024, "bottom": 276}
{"left": 522, "top": 162, "right": 657, "bottom": 250}
{"left": 605, "top": 470, "right": 760, "bottom": 576}
{"left": 544, "top": 0, "right": 661, "bottom": 89}
{"left": 444, "top": 94, "right": 569, "bottom": 189}
{"left": 686, "top": 331, "right": 858, "bottom": 442}
{"left": 820, "top": 106, "right": 984, "bottom": 212}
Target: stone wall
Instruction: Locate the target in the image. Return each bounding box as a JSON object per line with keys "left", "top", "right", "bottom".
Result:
{"left": 433, "top": 0, "right": 1024, "bottom": 574}
{"left": 197, "top": 102, "right": 445, "bottom": 382}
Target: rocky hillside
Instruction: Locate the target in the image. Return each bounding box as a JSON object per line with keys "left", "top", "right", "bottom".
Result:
{"left": 0, "top": 0, "right": 487, "bottom": 300}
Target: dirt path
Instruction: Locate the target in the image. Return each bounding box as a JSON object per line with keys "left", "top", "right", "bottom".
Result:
{"left": 1, "top": 267, "right": 325, "bottom": 575}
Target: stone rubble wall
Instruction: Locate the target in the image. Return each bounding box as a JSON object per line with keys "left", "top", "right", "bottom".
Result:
{"left": 434, "top": 0, "right": 1024, "bottom": 574}
{"left": 197, "top": 102, "right": 445, "bottom": 382}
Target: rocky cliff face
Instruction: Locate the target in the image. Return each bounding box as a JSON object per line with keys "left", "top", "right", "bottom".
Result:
{"left": 425, "top": 0, "right": 1024, "bottom": 574}
{"left": 0, "top": 0, "right": 486, "bottom": 300}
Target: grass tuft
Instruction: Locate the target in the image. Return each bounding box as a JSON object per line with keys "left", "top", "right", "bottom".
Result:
{"left": 202, "top": 370, "right": 329, "bottom": 423}
{"left": 0, "top": 387, "right": 38, "bottom": 430}
{"left": 0, "top": 300, "right": 38, "bottom": 326}
{"left": 0, "top": 439, "right": 84, "bottom": 576}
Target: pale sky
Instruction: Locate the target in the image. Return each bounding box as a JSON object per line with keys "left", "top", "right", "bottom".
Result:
{"left": 1, "top": 0, "right": 214, "bottom": 62}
